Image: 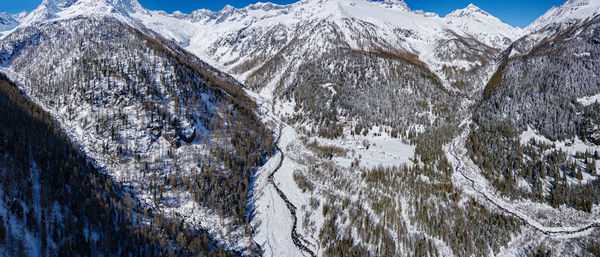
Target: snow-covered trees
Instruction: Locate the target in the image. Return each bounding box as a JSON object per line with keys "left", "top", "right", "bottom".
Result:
{"left": 0, "top": 16, "right": 274, "bottom": 250}
{"left": 0, "top": 73, "right": 235, "bottom": 256}
{"left": 470, "top": 16, "right": 600, "bottom": 213}
{"left": 275, "top": 48, "right": 461, "bottom": 139}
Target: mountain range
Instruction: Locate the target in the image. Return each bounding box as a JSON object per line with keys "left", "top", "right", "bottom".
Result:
{"left": 1, "top": 0, "right": 600, "bottom": 256}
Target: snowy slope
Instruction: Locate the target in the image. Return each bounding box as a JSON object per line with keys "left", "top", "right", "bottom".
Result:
{"left": 114, "top": 0, "right": 523, "bottom": 96}
{"left": 3, "top": 0, "right": 525, "bottom": 94}
{"left": 507, "top": 0, "right": 600, "bottom": 57}
{"left": 113, "top": 0, "right": 527, "bottom": 144}
{"left": 527, "top": 0, "right": 600, "bottom": 32}
{"left": 443, "top": 4, "right": 524, "bottom": 49}
{"left": 4, "top": 0, "right": 600, "bottom": 256}
{"left": 0, "top": 12, "right": 26, "bottom": 35}
{"left": 0, "top": 11, "right": 272, "bottom": 254}
{"left": 13, "top": 0, "right": 148, "bottom": 32}
{"left": 0, "top": 13, "right": 18, "bottom": 32}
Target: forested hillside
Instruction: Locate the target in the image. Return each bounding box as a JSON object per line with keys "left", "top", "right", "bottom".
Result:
{"left": 275, "top": 47, "right": 461, "bottom": 139}
{"left": 0, "top": 16, "right": 275, "bottom": 250}
{"left": 470, "top": 15, "right": 600, "bottom": 211}
{"left": 1, "top": 0, "right": 600, "bottom": 256}
{"left": 0, "top": 73, "right": 235, "bottom": 256}
{"left": 128, "top": 0, "right": 520, "bottom": 139}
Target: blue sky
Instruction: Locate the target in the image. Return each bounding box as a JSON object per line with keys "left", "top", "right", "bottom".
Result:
{"left": 0, "top": 0, "right": 566, "bottom": 28}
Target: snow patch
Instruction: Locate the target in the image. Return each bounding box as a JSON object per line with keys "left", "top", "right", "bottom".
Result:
{"left": 577, "top": 93, "right": 600, "bottom": 106}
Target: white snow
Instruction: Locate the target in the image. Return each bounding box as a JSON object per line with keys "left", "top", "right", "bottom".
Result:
{"left": 444, "top": 3, "right": 524, "bottom": 48}
{"left": 3, "top": 0, "right": 600, "bottom": 255}
{"left": 246, "top": 90, "right": 317, "bottom": 257}
{"left": 448, "top": 124, "right": 600, "bottom": 238}
{"left": 115, "top": 0, "right": 523, "bottom": 93}
{"left": 520, "top": 126, "right": 600, "bottom": 155}
{"left": 577, "top": 93, "right": 600, "bottom": 106}
{"left": 527, "top": 0, "right": 600, "bottom": 32}
{"left": 315, "top": 135, "right": 415, "bottom": 169}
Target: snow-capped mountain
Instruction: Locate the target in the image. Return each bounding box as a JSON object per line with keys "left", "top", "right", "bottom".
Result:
{"left": 131, "top": 0, "right": 522, "bottom": 89}
{"left": 527, "top": 0, "right": 600, "bottom": 32}
{"left": 5, "top": 0, "right": 525, "bottom": 96}
{"left": 20, "top": 0, "right": 146, "bottom": 26}
{"left": 3, "top": 0, "right": 600, "bottom": 256}
{"left": 0, "top": 13, "right": 18, "bottom": 32}
{"left": 102, "top": 0, "right": 528, "bottom": 139}
{"left": 444, "top": 4, "right": 523, "bottom": 49}
{"left": 0, "top": 12, "right": 26, "bottom": 33}
{"left": 507, "top": 0, "right": 600, "bottom": 57}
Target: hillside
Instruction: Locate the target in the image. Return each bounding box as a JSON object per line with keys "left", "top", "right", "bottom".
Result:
{"left": 469, "top": 6, "right": 600, "bottom": 240}
{"left": 130, "top": 0, "right": 523, "bottom": 136}
{"left": 1, "top": 0, "right": 600, "bottom": 256}
{"left": 0, "top": 73, "right": 235, "bottom": 256}
{"left": 0, "top": 15, "right": 274, "bottom": 252}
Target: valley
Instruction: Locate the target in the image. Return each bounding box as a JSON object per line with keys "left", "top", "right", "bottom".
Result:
{"left": 1, "top": 0, "right": 600, "bottom": 256}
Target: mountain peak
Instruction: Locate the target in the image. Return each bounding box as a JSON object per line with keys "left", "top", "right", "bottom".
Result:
{"left": 19, "top": 0, "right": 147, "bottom": 28}
{"left": 443, "top": 3, "right": 523, "bottom": 49}
{"left": 374, "top": 0, "right": 410, "bottom": 11}
{"left": 220, "top": 4, "right": 236, "bottom": 12}
{"left": 0, "top": 12, "right": 20, "bottom": 32}
{"left": 446, "top": 3, "right": 491, "bottom": 18}
{"left": 466, "top": 3, "right": 486, "bottom": 12}
{"left": 527, "top": 0, "right": 600, "bottom": 32}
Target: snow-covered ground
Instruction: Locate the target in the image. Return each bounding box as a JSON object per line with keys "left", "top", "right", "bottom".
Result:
{"left": 520, "top": 126, "right": 600, "bottom": 156}
{"left": 577, "top": 93, "right": 600, "bottom": 106}
{"left": 314, "top": 134, "right": 415, "bottom": 169}
{"left": 447, "top": 123, "right": 600, "bottom": 239}
{"left": 247, "top": 90, "right": 319, "bottom": 257}
{"left": 3, "top": 0, "right": 600, "bottom": 255}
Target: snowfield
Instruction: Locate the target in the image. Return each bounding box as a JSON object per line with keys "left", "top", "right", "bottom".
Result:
{"left": 314, "top": 134, "right": 415, "bottom": 169}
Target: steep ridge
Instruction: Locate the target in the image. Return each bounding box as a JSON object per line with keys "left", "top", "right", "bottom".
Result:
{"left": 0, "top": 73, "right": 235, "bottom": 256}
{"left": 528, "top": 0, "right": 600, "bottom": 32}
{"left": 444, "top": 4, "right": 523, "bottom": 49}
{"left": 468, "top": 4, "right": 600, "bottom": 232}
{"left": 0, "top": 15, "right": 275, "bottom": 253}
{"left": 509, "top": 0, "right": 600, "bottom": 57}
{"left": 3, "top": 0, "right": 600, "bottom": 256}
{"left": 18, "top": 0, "right": 146, "bottom": 27}
{"left": 0, "top": 12, "right": 26, "bottom": 32}
{"left": 4, "top": 0, "right": 524, "bottom": 137}
{"left": 124, "top": 0, "right": 523, "bottom": 137}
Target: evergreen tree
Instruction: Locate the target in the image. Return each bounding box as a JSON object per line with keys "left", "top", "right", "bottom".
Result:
{"left": 577, "top": 168, "right": 584, "bottom": 181}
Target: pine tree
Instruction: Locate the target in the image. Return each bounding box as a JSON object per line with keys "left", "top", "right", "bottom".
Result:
{"left": 588, "top": 159, "right": 597, "bottom": 175}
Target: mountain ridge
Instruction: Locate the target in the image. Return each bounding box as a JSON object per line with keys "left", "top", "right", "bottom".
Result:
{"left": 2, "top": 0, "right": 600, "bottom": 256}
